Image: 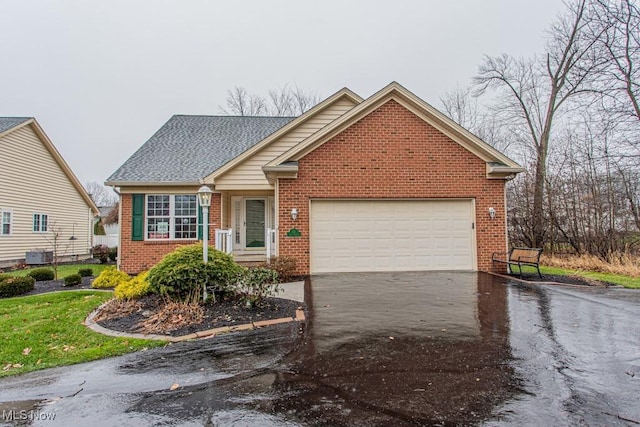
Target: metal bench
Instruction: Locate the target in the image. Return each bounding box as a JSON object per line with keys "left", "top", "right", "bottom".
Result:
{"left": 492, "top": 247, "right": 543, "bottom": 278}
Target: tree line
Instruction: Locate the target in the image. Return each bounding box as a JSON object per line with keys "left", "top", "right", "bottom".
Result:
{"left": 442, "top": 0, "right": 639, "bottom": 260}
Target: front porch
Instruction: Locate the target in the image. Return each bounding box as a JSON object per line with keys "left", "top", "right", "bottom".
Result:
{"left": 214, "top": 190, "right": 277, "bottom": 265}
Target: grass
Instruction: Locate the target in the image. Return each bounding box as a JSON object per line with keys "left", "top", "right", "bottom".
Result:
{"left": 7, "top": 263, "right": 110, "bottom": 279}
{"left": 0, "top": 291, "right": 164, "bottom": 377}
{"left": 517, "top": 264, "right": 640, "bottom": 289}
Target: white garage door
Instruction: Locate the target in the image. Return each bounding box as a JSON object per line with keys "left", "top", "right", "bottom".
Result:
{"left": 310, "top": 200, "right": 475, "bottom": 273}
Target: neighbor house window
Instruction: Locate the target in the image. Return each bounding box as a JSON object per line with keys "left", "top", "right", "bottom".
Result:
{"left": 33, "top": 213, "right": 49, "bottom": 232}
{"left": 1, "top": 210, "right": 12, "bottom": 235}
{"left": 146, "top": 195, "right": 197, "bottom": 240}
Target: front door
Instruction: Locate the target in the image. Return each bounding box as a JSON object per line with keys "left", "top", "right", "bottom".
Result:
{"left": 231, "top": 196, "right": 274, "bottom": 251}
{"left": 245, "top": 198, "right": 266, "bottom": 248}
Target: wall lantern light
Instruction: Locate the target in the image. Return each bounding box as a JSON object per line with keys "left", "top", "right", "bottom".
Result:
{"left": 488, "top": 207, "right": 496, "bottom": 219}
{"left": 291, "top": 208, "right": 298, "bottom": 221}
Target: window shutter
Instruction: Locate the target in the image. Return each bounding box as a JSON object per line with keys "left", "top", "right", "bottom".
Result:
{"left": 132, "top": 194, "right": 144, "bottom": 241}
{"left": 197, "top": 202, "right": 203, "bottom": 240}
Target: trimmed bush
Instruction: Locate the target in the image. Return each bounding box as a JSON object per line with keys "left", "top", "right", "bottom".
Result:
{"left": 108, "top": 247, "right": 118, "bottom": 262}
{"left": 93, "top": 245, "right": 110, "bottom": 264}
{"left": 147, "top": 243, "right": 242, "bottom": 302}
{"left": 236, "top": 267, "right": 280, "bottom": 308}
{"left": 27, "top": 268, "right": 55, "bottom": 281}
{"left": 92, "top": 266, "right": 130, "bottom": 289}
{"left": 114, "top": 271, "right": 151, "bottom": 300}
{"left": 64, "top": 274, "right": 82, "bottom": 287}
{"left": 0, "top": 273, "right": 13, "bottom": 281}
{"left": 0, "top": 276, "right": 35, "bottom": 298}
{"left": 78, "top": 268, "right": 93, "bottom": 277}
{"left": 263, "top": 256, "right": 298, "bottom": 282}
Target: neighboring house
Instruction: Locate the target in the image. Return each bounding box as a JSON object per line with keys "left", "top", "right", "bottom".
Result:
{"left": 0, "top": 117, "right": 99, "bottom": 268}
{"left": 106, "top": 82, "right": 523, "bottom": 275}
{"left": 93, "top": 205, "right": 120, "bottom": 248}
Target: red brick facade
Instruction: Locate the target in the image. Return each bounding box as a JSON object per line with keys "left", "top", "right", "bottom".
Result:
{"left": 119, "top": 192, "right": 222, "bottom": 274}
{"left": 277, "top": 100, "right": 507, "bottom": 275}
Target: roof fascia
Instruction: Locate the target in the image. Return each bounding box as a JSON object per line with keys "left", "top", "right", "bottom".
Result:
{"left": 28, "top": 119, "right": 100, "bottom": 216}
{"left": 104, "top": 181, "right": 202, "bottom": 187}
{"left": 201, "top": 88, "right": 363, "bottom": 184}
{"left": 268, "top": 82, "right": 522, "bottom": 171}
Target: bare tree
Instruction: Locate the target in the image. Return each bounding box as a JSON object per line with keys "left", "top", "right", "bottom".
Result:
{"left": 219, "top": 85, "right": 321, "bottom": 117}
{"left": 85, "top": 181, "right": 117, "bottom": 207}
{"left": 473, "top": 0, "right": 603, "bottom": 247}
{"left": 590, "top": 0, "right": 640, "bottom": 122}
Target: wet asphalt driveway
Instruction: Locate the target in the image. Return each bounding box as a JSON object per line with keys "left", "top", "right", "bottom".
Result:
{"left": 0, "top": 272, "right": 639, "bottom": 426}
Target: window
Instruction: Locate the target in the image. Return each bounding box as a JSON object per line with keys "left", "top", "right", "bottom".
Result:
{"left": 1, "top": 210, "right": 12, "bottom": 235}
{"left": 146, "top": 195, "right": 197, "bottom": 240}
{"left": 33, "top": 213, "right": 49, "bottom": 232}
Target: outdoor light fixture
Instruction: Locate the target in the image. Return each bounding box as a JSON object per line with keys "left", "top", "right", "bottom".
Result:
{"left": 488, "top": 207, "right": 496, "bottom": 219}
{"left": 291, "top": 208, "right": 298, "bottom": 221}
{"left": 197, "top": 185, "right": 213, "bottom": 301}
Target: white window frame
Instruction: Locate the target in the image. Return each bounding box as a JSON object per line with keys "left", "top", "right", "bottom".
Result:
{"left": 33, "top": 213, "right": 49, "bottom": 233}
{"left": 145, "top": 194, "right": 198, "bottom": 241}
{"left": 1, "top": 209, "right": 12, "bottom": 236}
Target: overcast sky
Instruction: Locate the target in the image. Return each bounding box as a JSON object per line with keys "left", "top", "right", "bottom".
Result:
{"left": 1, "top": 0, "right": 564, "bottom": 187}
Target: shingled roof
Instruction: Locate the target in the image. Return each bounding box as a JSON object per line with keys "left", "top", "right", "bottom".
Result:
{"left": 106, "top": 115, "right": 295, "bottom": 185}
{"left": 0, "top": 117, "right": 31, "bottom": 134}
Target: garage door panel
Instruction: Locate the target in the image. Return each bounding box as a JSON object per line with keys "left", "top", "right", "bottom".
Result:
{"left": 310, "top": 200, "right": 475, "bottom": 273}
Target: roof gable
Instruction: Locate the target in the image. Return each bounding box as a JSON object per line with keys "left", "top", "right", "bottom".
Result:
{"left": 0, "top": 117, "right": 99, "bottom": 215}
{"left": 266, "top": 82, "right": 523, "bottom": 178}
{"left": 202, "top": 88, "right": 362, "bottom": 184}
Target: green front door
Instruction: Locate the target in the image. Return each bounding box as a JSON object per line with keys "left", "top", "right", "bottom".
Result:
{"left": 245, "top": 199, "right": 266, "bottom": 248}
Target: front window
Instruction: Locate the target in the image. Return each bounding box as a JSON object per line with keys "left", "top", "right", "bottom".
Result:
{"left": 33, "top": 213, "right": 49, "bottom": 232}
{"left": 146, "top": 195, "right": 197, "bottom": 240}
{"left": 1, "top": 210, "right": 12, "bottom": 235}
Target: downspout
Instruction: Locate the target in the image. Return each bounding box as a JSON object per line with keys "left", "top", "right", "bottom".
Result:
{"left": 112, "top": 186, "right": 122, "bottom": 270}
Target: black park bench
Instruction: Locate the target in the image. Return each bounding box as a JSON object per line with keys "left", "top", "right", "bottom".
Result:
{"left": 492, "top": 247, "right": 543, "bottom": 278}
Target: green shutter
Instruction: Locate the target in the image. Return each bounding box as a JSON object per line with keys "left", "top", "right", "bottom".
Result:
{"left": 132, "top": 194, "right": 144, "bottom": 241}
{"left": 197, "top": 202, "right": 203, "bottom": 240}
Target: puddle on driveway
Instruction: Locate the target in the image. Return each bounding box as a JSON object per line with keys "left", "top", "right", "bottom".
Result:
{"left": 1, "top": 272, "right": 639, "bottom": 426}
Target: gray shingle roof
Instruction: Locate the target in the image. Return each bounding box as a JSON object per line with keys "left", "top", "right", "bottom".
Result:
{"left": 106, "top": 115, "right": 295, "bottom": 184}
{"left": 0, "top": 117, "right": 31, "bottom": 133}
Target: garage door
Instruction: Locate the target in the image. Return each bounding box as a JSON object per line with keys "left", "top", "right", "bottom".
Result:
{"left": 310, "top": 200, "right": 475, "bottom": 273}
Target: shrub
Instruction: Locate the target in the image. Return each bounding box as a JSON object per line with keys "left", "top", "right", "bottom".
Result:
{"left": 0, "top": 276, "right": 35, "bottom": 298}
{"left": 263, "top": 256, "right": 298, "bottom": 282}
{"left": 27, "top": 268, "right": 55, "bottom": 281}
{"left": 0, "top": 273, "right": 13, "bottom": 281}
{"left": 236, "top": 267, "right": 280, "bottom": 308}
{"left": 147, "top": 243, "right": 242, "bottom": 302}
{"left": 78, "top": 268, "right": 93, "bottom": 277}
{"left": 114, "top": 271, "right": 151, "bottom": 300}
{"left": 93, "top": 245, "right": 110, "bottom": 264}
{"left": 64, "top": 274, "right": 82, "bottom": 287}
{"left": 108, "top": 247, "right": 118, "bottom": 262}
{"left": 92, "top": 266, "right": 130, "bottom": 289}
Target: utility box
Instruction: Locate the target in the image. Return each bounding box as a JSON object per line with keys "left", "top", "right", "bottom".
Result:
{"left": 25, "top": 251, "right": 53, "bottom": 265}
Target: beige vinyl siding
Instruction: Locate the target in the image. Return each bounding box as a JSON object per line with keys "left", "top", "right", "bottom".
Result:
{"left": 215, "top": 97, "right": 357, "bottom": 190}
{"left": 0, "top": 125, "right": 94, "bottom": 265}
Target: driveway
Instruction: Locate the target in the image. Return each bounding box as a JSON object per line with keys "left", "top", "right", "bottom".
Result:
{"left": 0, "top": 272, "right": 639, "bottom": 426}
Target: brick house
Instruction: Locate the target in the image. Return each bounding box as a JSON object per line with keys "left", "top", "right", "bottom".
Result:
{"left": 106, "top": 82, "right": 523, "bottom": 275}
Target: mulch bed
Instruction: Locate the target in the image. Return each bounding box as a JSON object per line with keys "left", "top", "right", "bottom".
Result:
{"left": 94, "top": 294, "right": 302, "bottom": 337}
{"left": 25, "top": 276, "right": 109, "bottom": 296}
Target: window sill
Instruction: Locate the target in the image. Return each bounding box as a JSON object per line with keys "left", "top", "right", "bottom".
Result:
{"left": 142, "top": 239, "right": 198, "bottom": 245}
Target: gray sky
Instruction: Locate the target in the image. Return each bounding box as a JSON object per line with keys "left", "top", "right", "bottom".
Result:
{"left": 1, "top": 0, "right": 563, "bottom": 186}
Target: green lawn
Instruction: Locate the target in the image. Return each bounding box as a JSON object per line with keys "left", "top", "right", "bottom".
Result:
{"left": 7, "top": 263, "right": 110, "bottom": 279}
{"left": 518, "top": 265, "right": 640, "bottom": 289}
{"left": 0, "top": 291, "right": 164, "bottom": 377}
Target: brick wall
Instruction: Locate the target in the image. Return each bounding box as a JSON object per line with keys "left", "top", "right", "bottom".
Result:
{"left": 119, "top": 192, "right": 222, "bottom": 274}
{"left": 278, "top": 99, "right": 507, "bottom": 275}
